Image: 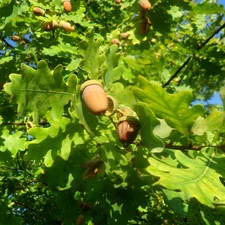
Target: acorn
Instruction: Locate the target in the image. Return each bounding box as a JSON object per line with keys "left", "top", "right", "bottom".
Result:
{"left": 120, "top": 32, "right": 129, "bottom": 39}
{"left": 81, "top": 80, "right": 108, "bottom": 115}
{"left": 139, "top": 0, "right": 151, "bottom": 11}
{"left": 59, "top": 21, "right": 74, "bottom": 32}
{"left": 104, "top": 95, "right": 118, "bottom": 116}
{"left": 115, "top": 0, "right": 121, "bottom": 3}
{"left": 43, "top": 20, "right": 58, "bottom": 31}
{"left": 117, "top": 116, "right": 140, "bottom": 144}
{"left": 32, "top": 7, "right": 45, "bottom": 16}
{"left": 140, "top": 21, "right": 149, "bottom": 35}
{"left": 11, "top": 35, "right": 21, "bottom": 41}
{"left": 140, "top": 17, "right": 151, "bottom": 35}
{"left": 111, "top": 38, "right": 120, "bottom": 45}
{"left": 62, "top": 0, "right": 72, "bottom": 12}
{"left": 76, "top": 215, "right": 84, "bottom": 225}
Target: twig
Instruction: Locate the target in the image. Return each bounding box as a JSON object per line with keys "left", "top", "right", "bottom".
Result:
{"left": 162, "top": 22, "right": 225, "bottom": 88}
{"left": 165, "top": 143, "right": 203, "bottom": 151}
{"left": 162, "top": 57, "right": 191, "bottom": 88}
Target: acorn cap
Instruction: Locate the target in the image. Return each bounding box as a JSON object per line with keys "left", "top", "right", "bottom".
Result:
{"left": 119, "top": 115, "right": 140, "bottom": 127}
{"left": 104, "top": 95, "right": 118, "bottom": 116}
{"left": 80, "top": 80, "right": 103, "bottom": 92}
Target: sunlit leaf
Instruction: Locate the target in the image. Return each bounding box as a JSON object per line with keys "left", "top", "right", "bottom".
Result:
{"left": 133, "top": 76, "right": 205, "bottom": 136}
{"left": 4, "top": 60, "right": 75, "bottom": 123}
{"left": 147, "top": 147, "right": 225, "bottom": 207}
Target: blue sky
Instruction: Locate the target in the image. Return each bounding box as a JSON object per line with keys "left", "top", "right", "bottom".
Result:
{"left": 194, "top": 0, "right": 225, "bottom": 106}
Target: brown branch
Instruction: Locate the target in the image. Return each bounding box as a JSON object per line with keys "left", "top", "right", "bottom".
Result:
{"left": 162, "top": 22, "right": 225, "bottom": 88}
{"left": 162, "top": 57, "right": 191, "bottom": 88}
{"left": 165, "top": 143, "right": 203, "bottom": 151}
{"left": 196, "top": 22, "right": 225, "bottom": 50}
{"left": 0, "top": 121, "right": 50, "bottom": 126}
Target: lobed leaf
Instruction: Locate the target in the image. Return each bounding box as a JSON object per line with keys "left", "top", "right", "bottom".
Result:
{"left": 104, "top": 44, "right": 123, "bottom": 86}
{"left": 79, "top": 34, "right": 106, "bottom": 79}
{"left": 4, "top": 60, "right": 76, "bottom": 123}
{"left": 135, "top": 103, "right": 164, "bottom": 153}
{"left": 0, "top": 128, "right": 25, "bottom": 154}
{"left": 133, "top": 76, "right": 205, "bottom": 136}
{"left": 24, "top": 112, "right": 87, "bottom": 167}
{"left": 147, "top": 147, "right": 225, "bottom": 207}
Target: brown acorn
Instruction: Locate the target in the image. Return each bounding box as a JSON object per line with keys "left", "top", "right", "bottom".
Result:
{"left": 59, "top": 21, "right": 74, "bottom": 32}
{"left": 11, "top": 35, "right": 21, "bottom": 41}
{"left": 120, "top": 32, "right": 129, "bottom": 39}
{"left": 117, "top": 116, "right": 140, "bottom": 144}
{"left": 62, "top": 0, "right": 72, "bottom": 12}
{"left": 81, "top": 80, "right": 108, "bottom": 115}
{"left": 32, "top": 7, "right": 45, "bottom": 16}
{"left": 76, "top": 215, "right": 84, "bottom": 225}
{"left": 140, "top": 21, "right": 149, "bottom": 35}
{"left": 43, "top": 20, "right": 58, "bottom": 31}
{"left": 140, "top": 17, "right": 151, "bottom": 35}
{"left": 111, "top": 38, "right": 120, "bottom": 45}
{"left": 115, "top": 0, "right": 121, "bottom": 3}
{"left": 139, "top": 0, "right": 151, "bottom": 11}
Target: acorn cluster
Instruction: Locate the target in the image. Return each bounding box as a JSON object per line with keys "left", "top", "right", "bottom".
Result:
{"left": 32, "top": 0, "right": 74, "bottom": 32}
{"left": 81, "top": 80, "right": 140, "bottom": 144}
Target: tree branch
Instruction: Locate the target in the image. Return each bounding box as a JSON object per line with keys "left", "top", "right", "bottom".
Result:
{"left": 162, "top": 22, "right": 225, "bottom": 88}
{"left": 165, "top": 143, "right": 203, "bottom": 151}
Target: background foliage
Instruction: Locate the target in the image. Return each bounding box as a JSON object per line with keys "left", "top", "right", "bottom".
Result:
{"left": 1, "top": 0, "right": 225, "bottom": 224}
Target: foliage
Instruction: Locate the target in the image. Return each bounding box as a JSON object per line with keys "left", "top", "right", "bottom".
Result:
{"left": 1, "top": 0, "right": 225, "bottom": 224}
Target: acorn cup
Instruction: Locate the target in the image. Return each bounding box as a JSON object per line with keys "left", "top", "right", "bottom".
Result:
{"left": 59, "top": 21, "right": 74, "bottom": 32}
{"left": 32, "top": 7, "right": 45, "bottom": 16}
{"left": 81, "top": 80, "right": 108, "bottom": 115}
{"left": 62, "top": 0, "right": 72, "bottom": 12}
{"left": 117, "top": 116, "right": 140, "bottom": 144}
{"left": 104, "top": 95, "right": 118, "bottom": 116}
{"left": 43, "top": 20, "right": 58, "bottom": 31}
{"left": 139, "top": 0, "right": 151, "bottom": 11}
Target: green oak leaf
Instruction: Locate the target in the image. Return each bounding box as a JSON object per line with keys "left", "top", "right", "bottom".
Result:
{"left": 4, "top": 60, "right": 76, "bottom": 123}
{"left": 147, "top": 147, "right": 225, "bottom": 208}
{"left": 220, "top": 86, "right": 225, "bottom": 110}
{"left": 135, "top": 103, "right": 164, "bottom": 153}
{"left": 0, "top": 2, "right": 27, "bottom": 29}
{"left": 0, "top": 128, "right": 25, "bottom": 154}
{"left": 206, "top": 108, "right": 224, "bottom": 131}
{"left": 104, "top": 44, "right": 123, "bottom": 86}
{"left": 0, "top": 56, "right": 13, "bottom": 65}
{"left": 133, "top": 76, "right": 205, "bottom": 136}
{"left": 191, "top": 116, "right": 208, "bottom": 136}
{"left": 154, "top": 119, "right": 173, "bottom": 139}
{"left": 79, "top": 34, "right": 106, "bottom": 79}
{"left": 42, "top": 43, "right": 78, "bottom": 57}
{"left": 193, "top": 2, "right": 224, "bottom": 14}
{"left": 24, "top": 111, "right": 87, "bottom": 167}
